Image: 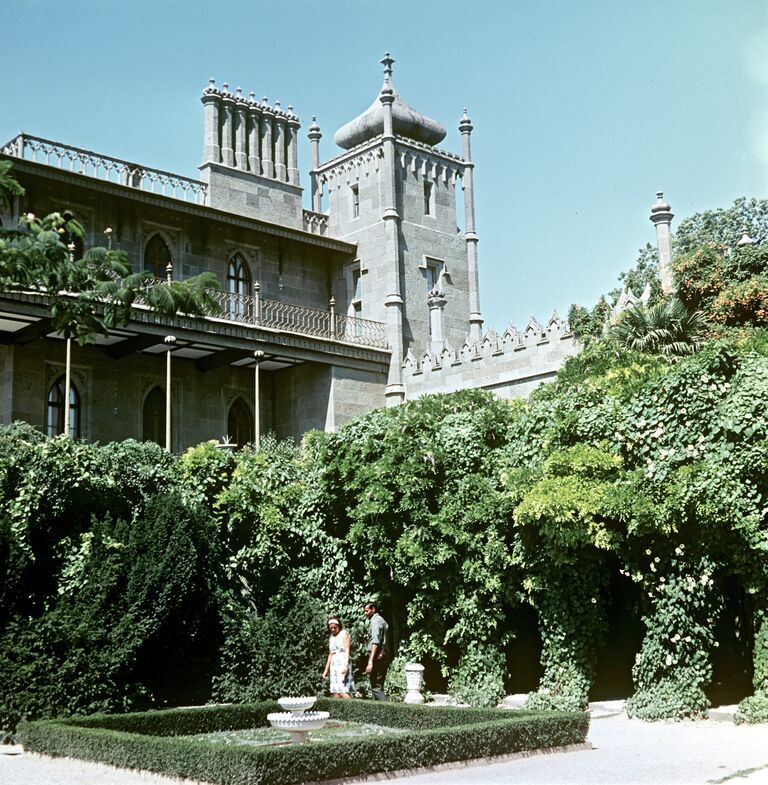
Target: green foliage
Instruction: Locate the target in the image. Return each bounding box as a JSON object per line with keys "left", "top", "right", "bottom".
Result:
{"left": 18, "top": 702, "right": 589, "bottom": 785}
{"left": 674, "top": 243, "right": 768, "bottom": 328}
{"left": 0, "top": 160, "right": 25, "bottom": 210}
{"left": 735, "top": 693, "right": 768, "bottom": 724}
{"left": 567, "top": 296, "right": 610, "bottom": 341}
{"left": 609, "top": 244, "right": 664, "bottom": 305}
{"left": 212, "top": 593, "right": 328, "bottom": 703}
{"left": 610, "top": 298, "right": 708, "bottom": 356}
{"left": 448, "top": 647, "right": 507, "bottom": 708}
{"left": 314, "top": 389, "right": 515, "bottom": 666}
{"left": 674, "top": 197, "right": 768, "bottom": 254}
{"left": 626, "top": 558, "right": 723, "bottom": 720}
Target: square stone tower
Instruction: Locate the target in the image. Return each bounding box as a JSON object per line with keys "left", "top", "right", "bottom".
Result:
{"left": 311, "top": 54, "right": 483, "bottom": 404}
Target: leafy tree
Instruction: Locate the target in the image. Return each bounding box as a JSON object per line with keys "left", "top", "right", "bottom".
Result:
{"left": 675, "top": 243, "right": 768, "bottom": 327}
{"left": 0, "top": 164, "right": 221, "bottom": 343}
{"left": 674, "top": 197, "right": 768, "bottom": 255}
{"left": 0, "top": 160, "right": 24, "bottom": 211}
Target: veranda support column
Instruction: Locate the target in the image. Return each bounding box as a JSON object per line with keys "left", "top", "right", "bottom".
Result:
{"left": 64, "top": 337, "right": 72, "bottom": 438}
{"left": 253, "top": 349, "right": 264, "bottom": 450}
{"left": 164, "top": 335, "right": 176, "bottom": 451}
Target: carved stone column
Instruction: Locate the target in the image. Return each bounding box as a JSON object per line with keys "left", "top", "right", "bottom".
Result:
{"left": 247, "top": 93, "right": 261, "bottom": 176}
{"left": 201, "top": 79, "right": 221, "bottom": 164}
{"left": 308, "top": 116, "right": 322, "bottom": 212}
{"left": 273, "top": 104, "right": 287, "bottom": 182}
{"left": 460, "top": 108, "right": 483, "bottom": 343}
{"left": 428, "top": 287, "right": 448, "bottom": 355}
{"left": 650, "top": 192, "right": 675, "bottom": 295}
{"left": 234, "top": 88, "right": 248, "bottom": 170}
{"left": 380, "top": 53, "right": 405, "bottom": 405}
{"left": 221, "top": 84, "right": 235, "bottom": 168}
{"left": 260, "top": 100, "right": 275, "bottom": 179}
{"left": 287, "top": 109, "right": 300, "bottom": 186}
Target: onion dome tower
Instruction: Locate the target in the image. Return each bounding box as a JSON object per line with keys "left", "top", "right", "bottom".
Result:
{"left": 310, "top": 54, "right": 482, "bottom": 404}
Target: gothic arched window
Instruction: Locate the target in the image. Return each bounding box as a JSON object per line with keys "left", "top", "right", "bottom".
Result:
{"left": 142, "top": 386, "right": 166, "bottom": 446}
{"left": 47, "top": 376, "right": 81, "bottom": 438}
{"left": 227, "top": 397, "right": 254, "bottom": 446}
{"left": 227, "top": 254, "right": 252, "bottom": 318}
{"left": 144, "top": 234, "right": 172, "bottom": 280}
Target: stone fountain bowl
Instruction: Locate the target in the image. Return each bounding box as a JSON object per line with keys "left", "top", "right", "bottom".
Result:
{"left": 267, "top": 710, "right": 330, "bottom": 743}
{"left": 277, "top": 696, "right": 317, "bottom": 714}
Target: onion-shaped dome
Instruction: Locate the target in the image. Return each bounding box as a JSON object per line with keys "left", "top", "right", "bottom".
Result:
{"left": 334, "top": 56, "right": 446, "bottom": 149}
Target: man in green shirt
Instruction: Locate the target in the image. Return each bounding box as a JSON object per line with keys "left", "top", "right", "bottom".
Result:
{"left": 364, "top": 601, "right": 390, "bottom": 701}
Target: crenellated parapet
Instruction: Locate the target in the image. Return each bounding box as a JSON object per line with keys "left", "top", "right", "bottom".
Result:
{"left": 201, "top": 79, "right": 301, "bottom": 185}
{"left": 402, "top": 311, "right": 579, "bottom": 400}
{"left": 314, "top": 135, "right": 467, "bottom": 203}
{"left": 609, "top": 284, "right": 651, "bottom": 325}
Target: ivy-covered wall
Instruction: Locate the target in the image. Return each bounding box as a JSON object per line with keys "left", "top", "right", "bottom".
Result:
{"left": 2, "top": 335, "right": 768, "bottom": 732}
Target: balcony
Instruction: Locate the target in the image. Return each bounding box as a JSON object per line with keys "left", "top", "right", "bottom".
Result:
{"left": 138, "top": 277, "right": 387, "bottom": 349}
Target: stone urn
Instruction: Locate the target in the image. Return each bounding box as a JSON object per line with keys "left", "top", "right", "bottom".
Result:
{"left": 267, "top": 696, "right": 330, "bottom": 743}
{"left": 404, "top": 663, "right": 425, "bottom": 704}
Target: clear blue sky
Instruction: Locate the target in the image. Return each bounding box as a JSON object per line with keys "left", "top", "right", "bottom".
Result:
{"left": 2, "top": 0, "right": 767, "bottom": 331}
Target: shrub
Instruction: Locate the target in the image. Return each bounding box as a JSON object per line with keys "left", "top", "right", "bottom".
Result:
{"left": 735, "top": 693, "right": 768, "bottom": 724}
{"left": 18, "top": 701, "right": 589, "bottom": 785}
{"left": 448, "top": 647, "right": 507, "bottom": 708}
{"left": 213, "top": 592, "right": 328, "bottom": 703}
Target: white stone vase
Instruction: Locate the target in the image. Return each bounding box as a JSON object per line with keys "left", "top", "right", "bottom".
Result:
{"left": 404, "top": 662, "right": 425, "bottom": 704}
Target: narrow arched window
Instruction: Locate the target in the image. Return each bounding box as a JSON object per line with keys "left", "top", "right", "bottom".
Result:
{"left": 144, "top": 234, "right": 172, "bottom": 280}
{"left": 47, "top": 376, "right": 80, "bottom": 438}
{"left": 227, "top": 254, "right": 252, "bottom": 318}
{"left": 227, "top": 397, "right": 253, "bottom": 446}
{"left": 142, "top": 386, "right": 166, "bottom": 446}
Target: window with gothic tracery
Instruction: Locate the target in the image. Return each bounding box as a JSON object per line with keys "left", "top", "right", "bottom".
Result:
{"left": 47, "top": 376, "right": 80, "bottom": 438}
{"left": 144, "top": 234, "right": 172, "bottom": 280}
{"left": 227, "top": 254, "right": 252, "bottom": 318}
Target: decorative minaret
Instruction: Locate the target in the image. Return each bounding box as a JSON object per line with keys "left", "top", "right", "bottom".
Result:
{"left": 308, "top": 116, "right": 323, "bottom": 212}
{"left": 460, "top": 108, "right": 483, "bottom": 343}
{"left": 650, "top": 192, "right": 674, "bottom": 295}
{"left": 380, "top": 53, "right": 406, "bottom": 405}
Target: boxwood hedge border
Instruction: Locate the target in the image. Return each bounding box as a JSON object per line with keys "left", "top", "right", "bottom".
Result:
{"left": 18, "top": 699, "right": 590, "bottom": 785}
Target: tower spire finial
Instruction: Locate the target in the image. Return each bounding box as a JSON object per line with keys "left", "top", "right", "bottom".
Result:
{"left": 381, "top": 51, "right": 395, "bottom": 82}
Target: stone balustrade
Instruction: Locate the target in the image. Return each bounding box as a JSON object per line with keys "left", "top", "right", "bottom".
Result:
{"left": 1, "top": 133, "right": 208, "bottom": 205}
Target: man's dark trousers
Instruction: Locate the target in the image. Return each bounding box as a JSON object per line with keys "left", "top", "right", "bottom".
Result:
{"left": 370, "top": 659, "right": 389, "bottom": 701}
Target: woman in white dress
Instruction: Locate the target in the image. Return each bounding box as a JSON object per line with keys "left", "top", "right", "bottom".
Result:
{"left": 322, "top": 616, "right": 354, "bottom": 698}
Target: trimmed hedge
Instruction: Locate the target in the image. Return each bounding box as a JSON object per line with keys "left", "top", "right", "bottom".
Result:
{"left": 18, "top": 700, "right": 589, "bottom": 785}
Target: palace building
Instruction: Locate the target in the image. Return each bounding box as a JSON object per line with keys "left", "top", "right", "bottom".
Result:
{"left": 0, "top": 54, "right": 579, "bottom": 449}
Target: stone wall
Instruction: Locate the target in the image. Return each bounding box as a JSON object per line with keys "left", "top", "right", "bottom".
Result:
{"left": 403, "top": 312, "right": 579, "bottom": 400}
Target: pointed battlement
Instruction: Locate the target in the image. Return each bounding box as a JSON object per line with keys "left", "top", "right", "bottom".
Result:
{"left": 402, "top": 311, "right": 579, "bottom": 400}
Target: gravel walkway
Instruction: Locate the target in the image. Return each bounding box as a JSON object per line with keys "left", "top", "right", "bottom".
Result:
{"left": 2, "top": 712, "right": 768, "bottom": 785}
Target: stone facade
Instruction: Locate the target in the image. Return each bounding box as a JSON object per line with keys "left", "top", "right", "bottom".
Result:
{"left": 0, "top": 54, "right": 601, "bottom": 449}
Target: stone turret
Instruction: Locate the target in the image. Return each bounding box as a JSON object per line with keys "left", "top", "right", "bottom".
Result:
{"left": 199, "top": 79, "right": 303, "bottom": 229}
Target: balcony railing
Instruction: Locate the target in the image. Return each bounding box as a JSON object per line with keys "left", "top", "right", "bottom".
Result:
{"left": 1, "top": 133, "right": 208, "bottom": 206}
{"left": 141, "top": 279, "right": 387, "bottom": 349}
